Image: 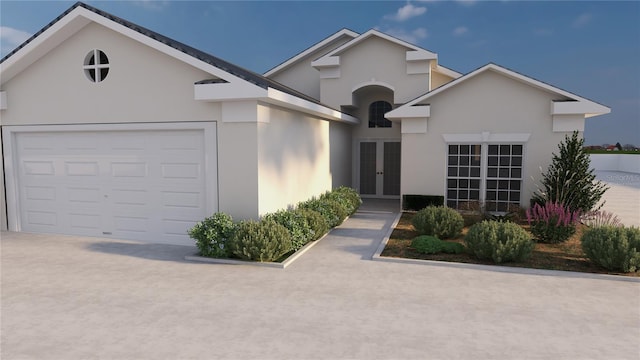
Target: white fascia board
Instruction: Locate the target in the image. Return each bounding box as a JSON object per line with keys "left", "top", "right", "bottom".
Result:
{"left": 311, "top": 56, "right": 340, "bottom": 68}
{"left": 0, "top": 91, "right": 6, "bottom": 110}
{"left": 406, "top": 50, "right": 437, "bottom": 62}
{"left": 264, "top": 29, "right": 358, "bottom": 77}
{"left": 316, "top": 29, "right": 438, "bottom": 62}
{"left": 386, "top": 105, "right": 430, "bottom": 120}
{"left": 195, "top": 82, "right": 267, "bottom": 101}
{"left": 0, "top": 8, "right": 92, "bottom": 84}
{"left": 266, "top": 88, "right": 358, "bottom": 124}
{"left": 552, "top": 101, "right": 611, "bottom": 117}
{"left": 435, "top": 65, "right": 462, "bottom": 79}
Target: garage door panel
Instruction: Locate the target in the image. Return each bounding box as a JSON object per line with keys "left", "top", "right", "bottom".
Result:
{"left": 13, "top": 127, "right": 212, "bottom": 245}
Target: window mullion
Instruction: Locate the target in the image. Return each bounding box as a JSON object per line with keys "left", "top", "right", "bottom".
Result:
{"left": 480, "top": 142, "right": 488, "bottom": 209}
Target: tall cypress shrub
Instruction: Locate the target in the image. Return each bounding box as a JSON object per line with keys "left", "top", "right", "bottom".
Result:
{"left": 532, "top": 131, "right": 608, "bottom": 212}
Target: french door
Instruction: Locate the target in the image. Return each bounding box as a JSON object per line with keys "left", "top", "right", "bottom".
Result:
{"left": 359, "top": 140, "right": 401, "bottom": 198}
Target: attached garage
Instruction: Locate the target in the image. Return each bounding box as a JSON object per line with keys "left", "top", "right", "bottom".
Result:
{"left": 2, "top": 123, "right": 218, "bottom": 245}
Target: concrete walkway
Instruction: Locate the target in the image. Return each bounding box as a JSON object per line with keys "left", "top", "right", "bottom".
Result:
{"left": 596, "top": 170, "right": 640, "bottom": 227}
{"left": 1, "top": 199, "right": 639, "bottom": 359}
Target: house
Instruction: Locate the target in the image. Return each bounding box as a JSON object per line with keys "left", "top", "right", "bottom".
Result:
{"left": 0, "top": 2, "right": 610, "bottom": 245}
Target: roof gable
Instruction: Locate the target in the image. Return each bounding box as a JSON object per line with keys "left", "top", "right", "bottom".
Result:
{"left": 264, "top": 29, "right": 359, "bottom": 77}
{"left": 0, "top": 2, "right": 320, "bottom": 105}
{"left": 387, "top": 63, "right": 610, "bottom": 120}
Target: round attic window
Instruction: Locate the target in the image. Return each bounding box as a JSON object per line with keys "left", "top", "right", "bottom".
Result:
{"left": 83, "top": 49, "right": 109, "bottom": 83}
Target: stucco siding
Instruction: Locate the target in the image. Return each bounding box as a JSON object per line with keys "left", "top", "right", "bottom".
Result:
{"left": 329, "top": 121, "right": 353, "bottom": 188}
{"left": 257, "top": 104, "right": 332, "bottom": 216}
{"left": 402, "top": 70, "right": 575, "bottom": 207}
{"left": 0, "top": 133, "right": 6, "bottom": 230}
{"left": 320, "top": 37, "right": 429, "bottom": 109}
{"left": 268, "top": 35, "right": 354, "bottom": 101}
{"left": 431, "top": 70, "right": 455, "bottom": 90}
{"left": 0, "top": 22, "right": 219, "bottom": 125}
{"left": 217, "top": 121, "right": 260, "bottom": 220}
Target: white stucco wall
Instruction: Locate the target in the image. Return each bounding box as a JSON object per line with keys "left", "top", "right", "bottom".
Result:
{"left": 401, "top": 70, "right": 575, "bottom": 207}
{"left": 590, "top": 154, "right": 640, "bottom": 174}
{"left": 431, "top": 70, "right": 455, "bottom": 90}
{"left": 319, "top": 36, "right": 430, "bottom": 110}
{"left": 0, "top": 22, "right": 219, "bottom": 125}
{"left": 0, "top": 136, "right": 6, "bottom": 230}
{"left": 329, "top": 120, "right": 353, "bottom": 188}
{"left": 267, "top": 35, "right": 354, "bottom": 101}
{"left": 256, "top": 103, "right": 332, "bottom": 216}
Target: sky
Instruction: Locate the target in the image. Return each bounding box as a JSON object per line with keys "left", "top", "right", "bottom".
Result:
{"left": 1, "top": 0, "right": 639, "bottom": 146}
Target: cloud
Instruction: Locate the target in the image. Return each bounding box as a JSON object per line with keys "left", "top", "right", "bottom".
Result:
{"left": 572, "top": 13, "right": 592, "bottom": 28}
{"left": 452, "top": 26, "right": 468, "bottom": 36}
{"left": 385, "top": 3, "right": 427, "bottom": 22}
{"left": 0, "top": 26, "right": 32, "bottom": 55}
{"left": 385, "top": 27, "right": 428, "bottom": 44}
{"left": 133, "top": 0, "right": 170, "bottom": 11}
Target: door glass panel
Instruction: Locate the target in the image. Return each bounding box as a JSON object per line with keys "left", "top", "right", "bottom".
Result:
{"left": 359, "top": 142, "right": 377, "bottom": 195}
{"left": 383, "top": 142, "right": 401, "bottom": 196}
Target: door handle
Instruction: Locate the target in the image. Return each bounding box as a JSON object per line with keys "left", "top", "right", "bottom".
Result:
{"left": 376, "top": 171, "right": 384, "bottom": 175}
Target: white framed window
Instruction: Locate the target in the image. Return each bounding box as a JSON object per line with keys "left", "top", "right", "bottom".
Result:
{"left": 445, "top": 136, "right": 526, "bottom": 212}
{"left": 83, "top": 49, "right": 109, "bottom": 83}
{"left": 369, "top": 101, "right": 392, "bottom": 128}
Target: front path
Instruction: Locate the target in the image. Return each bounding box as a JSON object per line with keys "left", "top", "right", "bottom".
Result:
{"left": 1, "top": 199, "right": 638, "bottom": 359}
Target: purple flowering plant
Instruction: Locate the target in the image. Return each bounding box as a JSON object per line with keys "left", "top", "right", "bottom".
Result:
{"left": 526, "top": 201, "right": 581, "bottom": 243}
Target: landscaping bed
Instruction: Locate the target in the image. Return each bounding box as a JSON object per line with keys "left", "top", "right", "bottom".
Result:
{"left": 381, "top": 212, "right": 640, "bottom": 277}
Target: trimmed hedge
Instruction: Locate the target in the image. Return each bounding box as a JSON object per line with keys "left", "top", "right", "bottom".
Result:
{"left": 464, "top": 220, "right": 534, "bottom": 264}
{"left": 411, "top": 235, "right": 464, "bottom": 255}
{"left": 188, "top": 213, "right": 235, "bottom": 258}
{"left": 298, "top": 198, "right": 348, "bottom": 228}
{"left": 581, "top": 226, "right": 640, "bottom": 272}
{"left": 321, "top": 186, "right": 362, "bottom": 215}
{"left": 227, "top": 220, "right": 292, "bottom": 262}
{"left": 411, "top": 206, "right": 464, "bottom": 239}
{"left": 298, "top": 208, "right": 329, "bottom": 241}
{"left": 264, "top": 209, "right": 314, "bottom": 251}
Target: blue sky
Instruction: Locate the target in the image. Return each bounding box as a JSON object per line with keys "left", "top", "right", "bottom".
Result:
{"left": 1, "top": 0, "right": 639, "bottom": 146}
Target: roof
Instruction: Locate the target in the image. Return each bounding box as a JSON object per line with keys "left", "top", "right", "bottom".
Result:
{"left": 264, "top": 28, "right": 359, "bottom": 77}
{"left": 387, "top": 63, "right": 610, "bottom": 119}
{"left": 0, "top": 2, "right": 325, "bottom": 107}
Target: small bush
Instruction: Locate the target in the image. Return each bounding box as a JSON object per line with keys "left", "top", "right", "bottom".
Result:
{"left": 581, "top": 226, "right": 640, "bottom": 272}
{"left": 526, "top": 202, "right": 580, "bottom": 243}
{"left": 464, "top": 221, "right": 534, "bottom": 264}
{"left": 411, "top": 235, "right": 464, "bottom": 254}
{"left": 188, "top": 213, "right": 235, "bottom": 258}
{"left": 298, "top": 208, "right": 329, "bottom": 241}
{"left": 581, "top": 210, "right": 622, "bottom": 228}
{"left": 264, "top": 209, "right": 313, "bottom": 251}
{"left": 228, "top": 220, "right": 292, "bottom": 262}
{"left": 298, "top": 198, "right": 347, "bottom": 228}
{"left": 321, "top": 187, "right": 362, "bottom": 215}
{"left": 411, "top": 206, "right": 464, "bottom": 239}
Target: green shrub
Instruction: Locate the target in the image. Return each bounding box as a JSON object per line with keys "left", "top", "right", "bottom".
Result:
{"left": 228, "top": 220, "right": 292, "bottom": 262}
{"left": 581, "top": 226, "right": 640, "bottom": 272}
{"left": 298, "top": 208, "right": 329, "bottom": 241}
{"left": 411, "top": 206, "right": 464, "bottom": 239}
{"left": 298, "top": 198, "right": 347, "bottom": 228}
{"left": 264, "top": 209, "right": 314, "bottom": 251}
{"left": 464, "top": 221, "right": 534, "bottom": 264}
{"left": 188, "top": 213, "right": 235, "bottom": 258}
{"left": 411, "top": 235, "right": 464, "bottom": 254}
{"left": 321, "top": 186, "right": 362, "bottom": 215}
{"left": 526, "top": 202, "right": 580, "bottom": 243}
{"left": 531, "top": 131, "right": 608, "bottom": 212}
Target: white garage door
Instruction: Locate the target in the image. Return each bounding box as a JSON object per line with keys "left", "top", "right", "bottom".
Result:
{"left": 7, "top": 124, "right": 216, "bottom": 245}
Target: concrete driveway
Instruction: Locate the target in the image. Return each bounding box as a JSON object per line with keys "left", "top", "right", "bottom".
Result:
{"left": 2, "top": 200, "right": 639, "bottom": 360}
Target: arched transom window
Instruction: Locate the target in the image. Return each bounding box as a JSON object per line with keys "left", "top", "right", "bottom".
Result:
{"left": 368, "top": 101, "right": 392, "bottom": 128}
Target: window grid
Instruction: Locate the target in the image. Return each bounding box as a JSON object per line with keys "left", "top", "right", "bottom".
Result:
{"left": 83, "top": 49, "right": 109, "bottom": 83}
{"left": 446, "top": 143, "right": 523, "bottom": 212}
{"left": 368, "top": 101, "right": 392, "bottom": 128}
{"left": 446, "top": 144, "right": 482, "bottom": 209}
{"left": 485, "top": 144, "right": 523, "bottom": 212}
